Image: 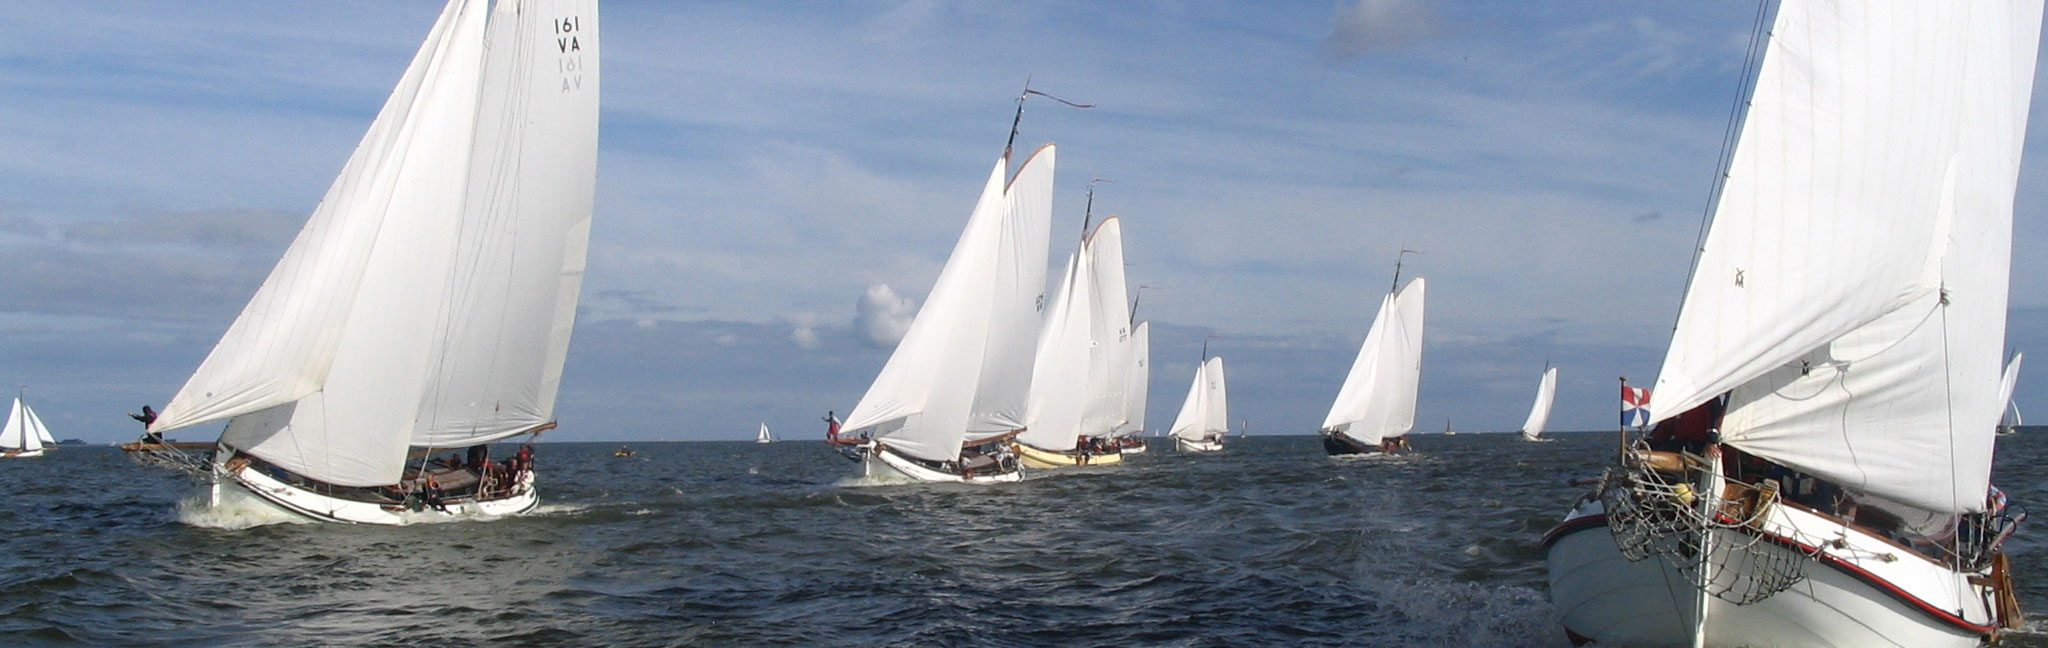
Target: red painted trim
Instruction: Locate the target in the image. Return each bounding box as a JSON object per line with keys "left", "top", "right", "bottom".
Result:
{"left": 1538, "top": 513, "right": 1994, "bottom": 635}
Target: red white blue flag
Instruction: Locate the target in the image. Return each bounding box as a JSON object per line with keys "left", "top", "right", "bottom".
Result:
{"left": 1621, "top": 386, "right": 1651, "bottom": 428}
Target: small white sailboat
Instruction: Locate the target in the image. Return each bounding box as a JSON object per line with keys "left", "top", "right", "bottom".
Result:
{"left": 833, "top": 103, "right": 1057, "bottom": 484}
{"left": 126, "top": 0, "right": 600, "bottom": 525}
{"left": 1997, "top": 352, "right": 2023, "bottom": 436}
{"left": 757, "top": 422, "right": 773, "bottom": 444}
{"left": 1544, "top": 3, "right": 2036, "bottom": 645}
{"left": 1320, "top": 271, "right": 1425, "bottom": 456}
{"left": 1168, "top": 355, "right": 1227, "bottom": 452}
{"left": 1518, "top": 366, "right": 1557, "bottom": 442}
{"left": 1, "top": 395, "right": 52, "bottom": 458}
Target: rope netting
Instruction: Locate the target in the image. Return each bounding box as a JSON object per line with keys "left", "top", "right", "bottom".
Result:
{"left": 1599, "top": 442, "right": 1822, "bottom": 605}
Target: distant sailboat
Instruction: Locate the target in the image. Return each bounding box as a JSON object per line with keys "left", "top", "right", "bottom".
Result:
{"left": 1544, "top": 3, "right": 2036, "bottom": 645}
{"left": 1320, "top": 270, "right": 1425, "bottom": 456}
{"left": 125, "top": 0, "right": 600, "bottom": 524}
{"left": 831, "top": 99, "right": 1056, "bottom": 483}
{"left": 757, "top": 422, "right": 774, "bottom": 444}
{"left": 1, "top": 394, "right": 51, "bottom": 458}
{"left": 1518, "top": 366, "right": 1558, "bottom": 442}
{"left": 1998, "top": 352, "right": 2023, "bottom": 436}
{"left": 1168, "top": 355, "right": 1227, "bottom": 452}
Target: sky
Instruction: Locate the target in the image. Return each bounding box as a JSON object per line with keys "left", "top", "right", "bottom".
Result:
{"left": 4, "top": 1, "right": 2048, "bottom": 444}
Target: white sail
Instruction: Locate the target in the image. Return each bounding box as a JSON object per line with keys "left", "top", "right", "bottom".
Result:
{"left": 1654, "top": 3, "right": 2039, "bottom": 515}
{"left": 414, "top": 0, "right": 601, "bottom": 448}
{"left": 1169, "top": 357, "right": 1227, "bottom": 441}
{"left": 151, "top": 0, "right": 601, "bottom": 487}
{"left": 1082, "top": 218, "right": 1133, "bottom": 437}
{"left": 757, "top": 423, "right": 772, "bottom": 444}
{"left": 1519, "top": 366, "right": 1557, "bottom": 441}
{"left": 844, "top": 144, "right": 1057, "bottom": 462}
{"left": 28, "top": 402, "right": 53, "bottom": 446}
{"left": 966, "top": 145, "right": 1056, "bottom": 441}
{"left": 1116, "top": 320, "right": 1151, "bottom": 437}
{"left": 1322, "top": 277, "right": 1426, "bottom": 447}
{"left": 1022, "top": 215, "right": 1131, "bottom": 450}
{"left": 1, "top": 398, "right": 44, "bottom": 453}
{"left": 1020, "top": 247, "right": 1093, "bottom": 452}
{"left": 1998, "top": 352, "right": 2024, "bottom": 428}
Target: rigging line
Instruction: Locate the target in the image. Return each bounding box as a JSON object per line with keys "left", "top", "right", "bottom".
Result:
{"left": 1672, "top": 0, "right": 1774, "bottom": 333}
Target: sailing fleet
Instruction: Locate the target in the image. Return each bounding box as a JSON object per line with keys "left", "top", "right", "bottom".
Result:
{"left": 3, "top": 0, "right": 2033, "bottom": 645}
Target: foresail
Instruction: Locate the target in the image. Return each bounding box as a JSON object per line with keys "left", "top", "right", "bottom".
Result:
{"left": 415, "top": 0, "right": 601, "bottom": 448}
{"left": 26, "top": 403, "right": 53, "bottom": 446}
{"left": 1167, "top": 362, "right": 1206, "bottom": 440}
{"left": 1020, "top": 247, "right": 1092, "bottom": 452}
{"left": 1704, "top": 2, "right": 2040, "bottom": 515}
{"left": 151, "top": 0, "right": 482, "bottom": 436}
{"left": 845, "top": 156, "right": 1010, "bottom": 462}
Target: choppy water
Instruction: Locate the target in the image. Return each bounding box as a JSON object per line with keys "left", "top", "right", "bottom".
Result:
{"left": 7, "top": 433, "right": 2048, "bottom": 647}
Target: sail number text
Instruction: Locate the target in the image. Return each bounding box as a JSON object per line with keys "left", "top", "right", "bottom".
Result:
{"left": 555, "top": 15, "right": 586, "bottom": 94}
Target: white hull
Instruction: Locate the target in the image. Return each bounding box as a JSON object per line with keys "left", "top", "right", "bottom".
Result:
{"left": 1173, "top": 436, "right": 1223, "bottom": 452}
{"left": 2, "top": 448, "right": 43, "bottom": 458}
{"left": 223, "top": 454, "right": 538, "bottom": 526}
{"left": 1120, "top": 441, "right": 1147, "bottom": 455}
{"left": 860, "top": 443, "right": 1022, "bottom": 484}
{"left": 1544, "top": 499, "right": 1996, "bottom": 648}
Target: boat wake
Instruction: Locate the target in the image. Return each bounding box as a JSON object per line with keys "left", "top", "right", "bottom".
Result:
{"left": 174, "top": 487, "right": 307, "bottom": 530}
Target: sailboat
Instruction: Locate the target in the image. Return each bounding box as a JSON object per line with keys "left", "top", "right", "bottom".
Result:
{"left": 1168, "top": 355, "right": 1227, "bottom": 452}
{"left": 123, "top": 0, "right": 600, "bottom": 525}
{"left": 1320, "top": 272, "right": 1425, "bottom": 456}
{"left": 1113, "top": 320, "right": 1152, "bottom": 455}
{"left": 1543, "top": 3, "right": 2036, "bottom": 645}
{"left": 1997, "top": 352, "right": 2023, "bottom": 436}
{"left": 1, "top": 395, "right": 52, "bottom": 458}
{"left": 831, "top": 106, "right": 1056, "bottom": 484}
{"left": 757, "top": 422, "right": 773, "bottom": 444}
{"left": 1017, "top": 214, "right": 1134, "bottom": 469}
{"left": 1518, "top": 366, "right": 1557, "bottom": 442}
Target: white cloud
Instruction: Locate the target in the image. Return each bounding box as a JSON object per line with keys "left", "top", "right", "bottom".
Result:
{"left": 788, "top": 311, "right": 823, "bottom": 350}
{"left": 855, "top": 284, "right": 917, "bottom": 347}
{"left": 1320, "top": 0, "right": 1444, "bottom": 61}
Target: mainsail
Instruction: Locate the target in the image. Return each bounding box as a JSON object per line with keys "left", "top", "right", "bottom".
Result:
{"left": 843, "top": 144, "right": 1057, "bottom": 462}
{"left": 1322, "top": 277, "right": 1426, "bottom": 447}
{"left": 1649, "top": 3, "right": 2039, "bottom": 514}
{"left": 1519, "top": 366, "right": 1557, "bottom": 440}
{"left": 148, "top": 0, "right": 601, "bottom": 487}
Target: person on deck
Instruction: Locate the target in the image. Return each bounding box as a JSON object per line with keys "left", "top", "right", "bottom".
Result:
{"left": 824, "top": 411, "right": 844, "bottom": 443}
{"left": 129, "top": 405, "right": 162, "bottom": 442}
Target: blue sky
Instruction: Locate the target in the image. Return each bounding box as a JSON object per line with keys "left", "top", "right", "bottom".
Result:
{"left": 3, "top": 1, "right": 2046, "bottom": 443}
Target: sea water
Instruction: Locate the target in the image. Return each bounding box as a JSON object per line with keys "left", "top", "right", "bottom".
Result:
{"left": 4, "top": 433, "right": 2048, "bottom": 647}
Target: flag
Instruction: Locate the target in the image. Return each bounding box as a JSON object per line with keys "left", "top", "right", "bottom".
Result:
{"left": 1621, "top": 386, "right": 1651, "bottom": 428}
